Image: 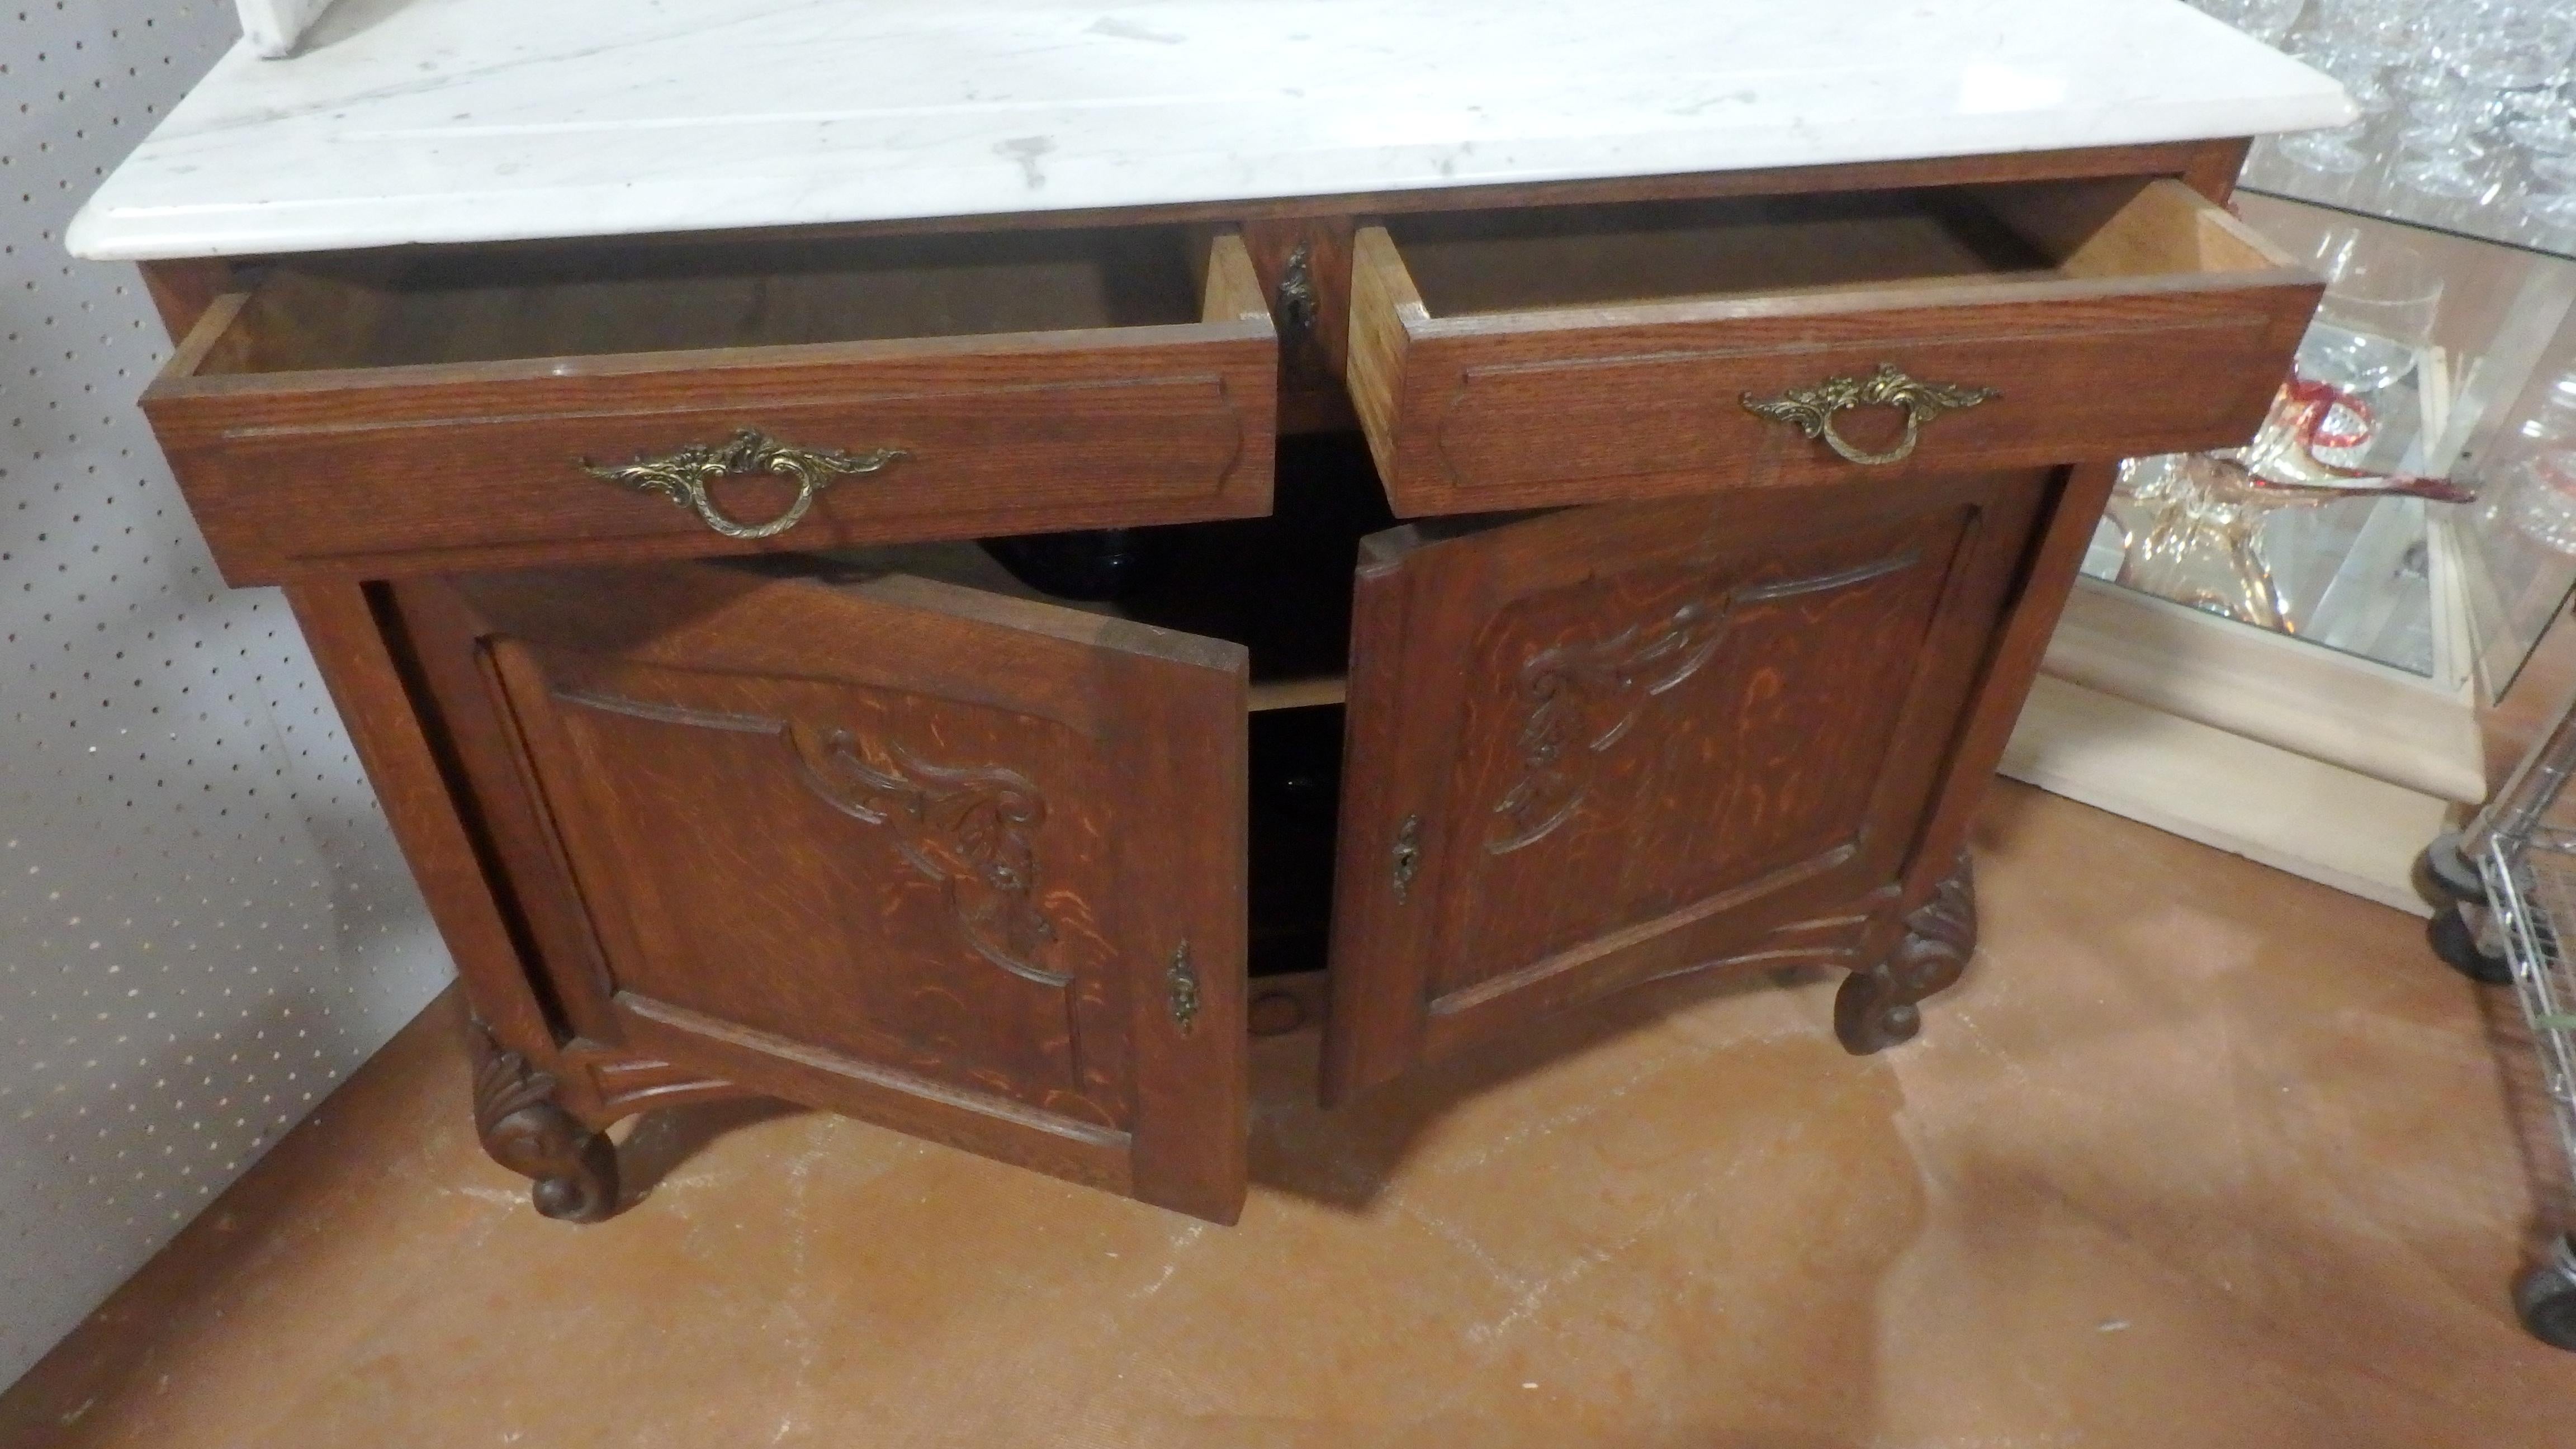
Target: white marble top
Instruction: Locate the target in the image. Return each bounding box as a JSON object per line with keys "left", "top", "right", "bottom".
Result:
{"left": 68, "top": 0, "right": 2354, "bottom": 262}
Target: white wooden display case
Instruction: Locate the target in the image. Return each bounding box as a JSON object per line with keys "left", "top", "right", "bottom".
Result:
{"left": 2012, "top": 188, "right": 2576, "bottom": 912}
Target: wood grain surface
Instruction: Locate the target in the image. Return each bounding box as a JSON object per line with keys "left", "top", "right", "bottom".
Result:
{"left": 144, "top": 236, "right": 1277, "bottom": 585}
{"left": 1346, "top": 179, "right": 2317, "bottom": 515}
{"left": 1320, "top": 471, "right": 2045, "bottom": 1100}
{"left": 412, "top": 558, "right": 1252, "bottom": 1222}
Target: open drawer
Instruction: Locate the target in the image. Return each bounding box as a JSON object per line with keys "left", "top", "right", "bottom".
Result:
{"left": 144, "top": 228, "right": 1278, "bottom": 584}
{"left": 1346, "top": 178, "right": 2321, "bottom": 516}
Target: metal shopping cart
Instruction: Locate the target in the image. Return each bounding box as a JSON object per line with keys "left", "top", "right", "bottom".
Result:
{"left": 2427, "top": 703, "right": 2576, "bottom": 1351}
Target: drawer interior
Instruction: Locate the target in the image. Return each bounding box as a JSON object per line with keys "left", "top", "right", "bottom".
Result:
{"left": 1386, "top": 177, "right": 2289, "bottom": 318}
{"left": 193, "top": 225, "right": 1226, "bottom": 374}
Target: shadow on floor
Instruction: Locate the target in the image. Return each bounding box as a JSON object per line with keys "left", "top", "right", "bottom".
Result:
{"left": 1244, "top": 963, "right": 1858, "bottom": 1215}
{"left": 614, "top": 1096, "right": 811, "bottom": 1206}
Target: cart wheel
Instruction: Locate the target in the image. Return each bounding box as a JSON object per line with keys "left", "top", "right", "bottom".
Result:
{"left": 2518, "top": 1238, "right": 2576, "bottom": 1351}
{"left": 2428, "top": 906, "right": 2512, "bottom": 985}
{"left": 2422, "top": 832, "right": 2489, "bottom": 908}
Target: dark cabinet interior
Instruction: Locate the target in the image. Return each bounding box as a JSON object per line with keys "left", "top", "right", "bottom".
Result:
{"left": 979, "top": 435, "right": 1397, "bottom": 985}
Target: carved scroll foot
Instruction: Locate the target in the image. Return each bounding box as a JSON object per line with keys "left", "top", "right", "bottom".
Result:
{"left": 468, "top": 1022, "right": 621, "bottom": 1223}
{"left": 1835, "top": 851, "right": 1978, "bottom": 1055}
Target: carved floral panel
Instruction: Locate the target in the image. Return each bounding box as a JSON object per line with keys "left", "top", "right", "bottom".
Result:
{"left": 1435, "top": 515, "right": 1967, "bottom": 998}
{"left": 534, "top": 668, "right": 1130, "bottom": 1129}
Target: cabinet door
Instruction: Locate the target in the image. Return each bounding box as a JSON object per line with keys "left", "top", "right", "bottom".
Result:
{"left": 1322, "top": 472, "right": 2045, "bottom": 1100}
{"left": 447, "top": 560, "right": 1249, "bottom": 1223}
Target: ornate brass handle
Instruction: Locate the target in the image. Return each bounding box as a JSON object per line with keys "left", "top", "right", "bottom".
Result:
{"left": 1740, "top": 363, "right": 1999, "bottom": 466}
{"left": 578, "top": 428, "right": 907, "bottom": 540}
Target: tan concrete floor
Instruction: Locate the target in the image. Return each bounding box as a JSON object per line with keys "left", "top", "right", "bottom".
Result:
{"left": 7, "top": 779, "right": 2576, "bottom": 1447}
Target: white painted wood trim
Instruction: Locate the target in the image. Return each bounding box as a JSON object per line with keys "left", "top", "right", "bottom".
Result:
{"left": 2040, "top": 576, "right": 2486, "bottom": 805}
{"left": 2002, "top": 675, "right": 2451, "bottom": 917}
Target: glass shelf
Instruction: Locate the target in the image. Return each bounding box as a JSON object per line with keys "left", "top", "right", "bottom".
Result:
{"left": 2085, "top": 189, "right": 2576, "bottom": 702}
{"left": 2244, "top": 134, "right": 2576, "bottom": 263}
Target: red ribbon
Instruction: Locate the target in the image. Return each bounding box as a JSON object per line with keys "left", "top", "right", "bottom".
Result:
{"left": 2282, "top": 372, "right": 2376, "bottom": 452}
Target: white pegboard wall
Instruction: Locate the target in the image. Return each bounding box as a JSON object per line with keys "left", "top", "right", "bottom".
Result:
{"left": 1, "top": 1, "right": 453, "bottom": 1389}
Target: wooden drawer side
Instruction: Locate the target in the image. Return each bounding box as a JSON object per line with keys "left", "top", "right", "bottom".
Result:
{"left": 1346, "top": 226, "right": 1423, "bottom": 489}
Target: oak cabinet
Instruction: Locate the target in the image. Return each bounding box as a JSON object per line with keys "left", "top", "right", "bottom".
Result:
{"left": 129, "top": 148, "right": 2318, "bottom": 1226}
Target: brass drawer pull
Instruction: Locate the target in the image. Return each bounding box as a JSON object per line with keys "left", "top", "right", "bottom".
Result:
{"left": 579, "top": 428, "right": 907, "bottom": 540}
{"left": 1741, "top": 363, "right": 1998, "bottom": 466}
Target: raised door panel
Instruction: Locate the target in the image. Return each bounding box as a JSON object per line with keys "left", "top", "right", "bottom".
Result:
{"left": 444, "top": 560, "right": 1249, "bottom": 1222}
{"left": 1322, "top": 473, "right": 2047, "bottom": 1100}
{"left": 498, "top": 653, "right": 1139, "bottom": 1125}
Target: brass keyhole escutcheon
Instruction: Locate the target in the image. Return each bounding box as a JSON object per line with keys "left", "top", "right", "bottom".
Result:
{"left": 1391, "top": 813, "right": 1423, "bottom": 902}
{"left": 1167, "top": 940, "right": 1202, "bottom": 1034}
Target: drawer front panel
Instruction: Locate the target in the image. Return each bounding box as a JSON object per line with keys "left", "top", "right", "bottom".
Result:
{"left": 1413, "top": 299, "right": 2300, "bottom": 509}
{"left": 143, "top": 230, "right": 1280, "bottom": 584}
{"left": 149, "top": 335, "right": 1275, "bottom": 584}
{"left": 1347, "top": 180, "right": 2321, "bottom": 517}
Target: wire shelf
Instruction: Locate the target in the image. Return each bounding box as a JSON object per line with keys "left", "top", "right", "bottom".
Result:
{"left": 2487, "top": 835, "right": 2576, "bottom": 1181}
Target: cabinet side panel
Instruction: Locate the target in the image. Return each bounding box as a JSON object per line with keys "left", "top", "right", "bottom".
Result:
{"left": 1895, "top": 462, "right": 2116, "bottom": 901}
{"left": 285, "top": 582, "right": 553, "bottom": 1053}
